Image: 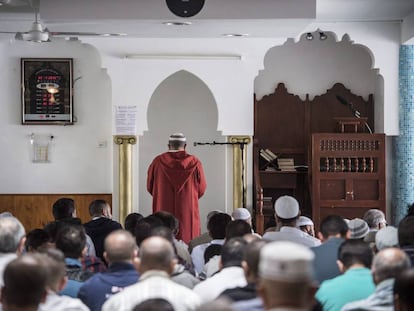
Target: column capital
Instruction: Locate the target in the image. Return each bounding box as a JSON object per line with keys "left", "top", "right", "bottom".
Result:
{"left": 229, "top": 136, "right": 251, "bottom": 144}
{"left": 114, "top": 135, "right": 137, "bottom": 145}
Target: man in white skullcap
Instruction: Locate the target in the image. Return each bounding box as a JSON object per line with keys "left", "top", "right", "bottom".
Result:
{"left": 262, "top": 196, "right": 320, "bottom": 247}
{"left": 257, "top": 241, "right": 316, "bottom": 311}
{"left": 296, "top": 216, "right": 316, "bottom": 237}
{"left": 232, "top": 208, "right": 261, "bottom": 238}
{"left": 147, "top": 133, "right": 207, "bottom": 243}
{"left": 232, "top": 208, "right": 252, "bottom": 225}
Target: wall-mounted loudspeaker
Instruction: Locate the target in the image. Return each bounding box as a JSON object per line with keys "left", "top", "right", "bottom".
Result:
{"left": 166, "top": 0, "right": 205, "bottom": 18}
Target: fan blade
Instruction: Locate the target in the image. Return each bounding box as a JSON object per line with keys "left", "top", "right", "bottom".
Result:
{"left": 0, "top": 0, "right": 30, "bottom": 7}
{"left": 50, "top": 31, "right": 126, "bottom": 37}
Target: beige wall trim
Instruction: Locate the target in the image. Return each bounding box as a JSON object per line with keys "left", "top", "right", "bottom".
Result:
{"left": 229, "top": 136, "right": 251, "bottom": 211}
{"left": 114, "top": 135, "right": 137, "bottom": 224}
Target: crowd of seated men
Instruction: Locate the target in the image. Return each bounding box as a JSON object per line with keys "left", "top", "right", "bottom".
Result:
{"left": 1, "top": 196, "right": 414, "bottom": 311}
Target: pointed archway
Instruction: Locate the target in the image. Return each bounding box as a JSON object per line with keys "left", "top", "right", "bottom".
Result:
{"left": 139, "top": 70, "right": 228, "bottom": 232}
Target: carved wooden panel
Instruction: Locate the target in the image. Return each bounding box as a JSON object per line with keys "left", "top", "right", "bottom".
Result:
{"left": 311, "top": 133, "right": 385, "bottom": 230}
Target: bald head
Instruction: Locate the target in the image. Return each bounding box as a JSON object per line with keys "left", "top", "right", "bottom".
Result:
{"left": 372, "top": 248, "right": 411, "bottom": 284}
{"left": 104, "top": 230, "right": 137, "bottom": 264}
{"left": 138, "top": 236, "right": 175, "bottom": 273}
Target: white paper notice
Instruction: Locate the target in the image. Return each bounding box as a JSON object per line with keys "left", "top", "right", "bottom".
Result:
{"left": 115, "top": 105, "right": 137, "bottom": 135}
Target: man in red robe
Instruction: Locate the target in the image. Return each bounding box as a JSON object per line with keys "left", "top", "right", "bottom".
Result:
{"left": 147, "top": 133, "right": 207, "bottom": 243}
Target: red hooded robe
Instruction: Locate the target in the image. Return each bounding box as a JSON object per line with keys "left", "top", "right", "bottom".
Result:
{"left": 147, "top": 150, "right": 207, "bottom": 243}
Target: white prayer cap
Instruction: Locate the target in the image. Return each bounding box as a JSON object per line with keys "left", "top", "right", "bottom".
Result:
{"left": 274, "top": 195, "right": 299, "bottom": 219}
{"left": 169, "top": 133, "right": 186, "bottom": 142}
{"left": 0, "top": 212, "right": 13, "bottom": 218}
{"left": 232, "top": 208, "right": 251, "bottom": 220}
{"left": 375, "top": 226, "right": 398, "bottom": 251}
{"left": 259, "top": 241, "right": 314, "bottom": 282}
{"left": 296, "top": 216, "right": 314, "bottom": 227}
{"left": 348, "top": 218, "right": 370, "bottom": 239}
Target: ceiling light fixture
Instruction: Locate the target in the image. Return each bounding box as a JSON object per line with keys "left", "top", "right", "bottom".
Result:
{"left": 100, "top": 33, "right": 127, "bottom": 37}
{"left": 306, "top": 32, "right": 313, "bottom": 40}
{"left": 319, "top": 32, "right": 327, "bottom": 40}
{"left": 222, "top": 33, "right": 249, "bottom": 37}
{"left": 163, "top": 21, "right": 192, "bottom": 26}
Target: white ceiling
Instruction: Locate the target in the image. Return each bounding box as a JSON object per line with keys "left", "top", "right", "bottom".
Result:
{"left": 0, "top": 0, "right": 414, "bottom": 39}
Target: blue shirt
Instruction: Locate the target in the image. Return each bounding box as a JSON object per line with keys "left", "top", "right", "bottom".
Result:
{"left": 316, "top": 267, "right": 375, "bottom": 311}
{"left": 60, "top": 258, "right": 89, "bottom": 298}
{"left": 77, "top": 262, "right": 139, "bottom": 311}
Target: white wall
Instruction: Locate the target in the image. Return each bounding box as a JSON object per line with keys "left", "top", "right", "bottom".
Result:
{"left": 255, "top": 31, "right": 377, "bottom": 102}
{"left": 0, "top": 39, "right": 113, "bottom": 194}
{"left": 0, "top": 21, "right": 402, "bottom": 221}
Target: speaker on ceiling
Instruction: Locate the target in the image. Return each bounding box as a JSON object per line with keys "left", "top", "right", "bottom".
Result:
{"left": 166, "top": 0, "right": 205, "bottom": 18}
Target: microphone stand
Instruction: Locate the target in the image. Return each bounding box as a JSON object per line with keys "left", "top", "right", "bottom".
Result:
{"left": 336, "top": 95, "right": 373, "bottom": 134}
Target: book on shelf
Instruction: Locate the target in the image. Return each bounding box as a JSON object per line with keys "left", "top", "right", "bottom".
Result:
{"left": 277, "top": 158, "right": 295, "bottom": 171}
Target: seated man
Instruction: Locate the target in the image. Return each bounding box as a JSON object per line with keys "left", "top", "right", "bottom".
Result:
{"left": 262, "top": 196, "right": 320, "bottom": 247}
{"left": 347, "top": 218, "right": 370, "bottom": 240}
{"left": 52, "top": 197, "right": 96, "bottom": 257}
{"left": 39, "top": 248, "right": 89, "bottom": 311}
{"left": 1, "top": 253, "right": 48, "bottom": 311}
{"left": 257, "top": 241, "right": 316, "bottom": 310}
{"left": 0, "top": 216, "right": 26, "bottom": 287}
{"left": 102, "top": 236, "right": 201, "bottom": 311}
{"left": 154, "top": 211, "right": 193, "bottom": 268}
{"left": 202, "top": 219, "right": 253, "bottom": 278}
{"left": 188, "top": 211, "right": 220, "bottom": 253}
{"left": 193, "top": 237, "right": 248, "bottom": 303}
{"left": 25, "top": 228, "right": 53, "bottom": 253}
{"left": 78, "top": 230, "right": 140, "bottom": 311}
{"left": 315, "top": 239, "right": 376, "bottom": 311}
{"left": 220, "top": 239, "right": 267, "bottom": 303}
{"left": 83, "top": 199, "right": 122, "bottom": 261}
{"left": 363, "top": 209, "right": 386, "bottom": 245}
{"left": 191, "top": 212, "right": 231, "bottom": 275}
{"left": 296, "top": 216, "right": 315, "bottom": 237}
{"left": 342, "top": 247, "right": 411, "bottom": 311}
{"left": 311, "top": 214, "right": 349, "bottom": 284}
{"left": 55, "top": 224, "right": 94, "bottom": 297}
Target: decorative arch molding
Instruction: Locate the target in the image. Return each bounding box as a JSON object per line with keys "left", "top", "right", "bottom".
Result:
{"left": 255, "top": 23, "right": 397, "bottom": 134}
{"left": 303, "top": 22, "right": 401, "bottom": 135}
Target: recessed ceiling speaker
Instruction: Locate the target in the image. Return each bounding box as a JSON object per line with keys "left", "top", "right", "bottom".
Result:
{"left": 166, "top": 0, "right": 205, "bottom": 18}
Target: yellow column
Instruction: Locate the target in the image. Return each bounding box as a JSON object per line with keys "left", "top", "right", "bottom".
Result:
{"left": 114, "top": 135, "right": 137, "bottom": 224}
{"left": 229, "top": 136, "right": 251, "bottom": 210}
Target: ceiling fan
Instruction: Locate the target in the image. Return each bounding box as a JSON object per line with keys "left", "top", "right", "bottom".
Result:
{"left": 0, "top": 0, "right": 126, "bottom": 42}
